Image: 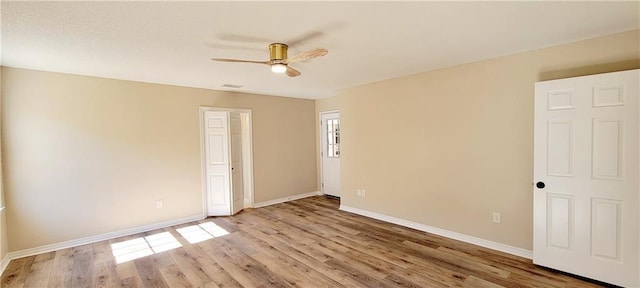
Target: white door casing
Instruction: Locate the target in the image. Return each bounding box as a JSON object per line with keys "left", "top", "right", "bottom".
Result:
{"left": 321, "top": 112, "right": 341, "bottom": 197}
{"left": 204, "top": 111, "right": 231, "bottom": 216}
{"left": 230, "top": 112, "right": 244, "bottom": 214}
{"left": 241, "top": 115, "right": 253, "bottom": 207}
{"left": 533, "top": 69, "right": 639, "bottom": 287}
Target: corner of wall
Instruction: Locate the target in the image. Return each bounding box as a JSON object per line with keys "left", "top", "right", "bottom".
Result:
{"left": 0, "top": 66, "right": 8, "bottom": 275}
{"left": 0, "top": 254, "right": 10, "bottom": 276}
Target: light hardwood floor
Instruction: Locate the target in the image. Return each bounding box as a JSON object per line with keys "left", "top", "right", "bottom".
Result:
{"left": 2, "top": 196, "right": 614, "bottom": 287}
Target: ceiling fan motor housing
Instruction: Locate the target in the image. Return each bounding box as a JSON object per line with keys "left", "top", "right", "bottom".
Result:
{"left": 269, "top": 43, "right": 288, "bottom": 62}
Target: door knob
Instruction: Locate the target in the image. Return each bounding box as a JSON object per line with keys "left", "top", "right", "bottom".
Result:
{"left": 536, "top": 182, "right": 545, "bottom": 189}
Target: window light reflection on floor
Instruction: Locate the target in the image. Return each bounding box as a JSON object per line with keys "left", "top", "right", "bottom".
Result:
{"left": 145, "top": 231, "right": 183, "bottom": 253}
{"left": 199, "top": 222, "right": 230, "bottom": 237}
{"left": 111, "top": 231, "right": 182, "bottom": 264}
{"left": 176, "top": 225, "right": 213, "bottom": 244}
{"left": 176, "top": 221, "right": 229, "bottom": 244}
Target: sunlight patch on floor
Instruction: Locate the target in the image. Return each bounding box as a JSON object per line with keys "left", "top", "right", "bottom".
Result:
{"left": 199, "top": 221, "right": 230, "bottom": 237}
{"left": 145, "top": 231, "right": 183, "bottom": 253}
{"left": 111, "top": 231, "right": 182, "bottom": 264}
{"left": 176, "top": 221, "right": 229, "bottom": 244}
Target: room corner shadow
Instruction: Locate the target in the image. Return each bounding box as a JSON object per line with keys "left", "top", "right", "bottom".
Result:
{"left": 538, "top": 59, "right": 640, "bottom": 81}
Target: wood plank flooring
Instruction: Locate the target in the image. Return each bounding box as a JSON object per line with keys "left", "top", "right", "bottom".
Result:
{"left": 1, "top": 196, "right": 615, "bottom": 287}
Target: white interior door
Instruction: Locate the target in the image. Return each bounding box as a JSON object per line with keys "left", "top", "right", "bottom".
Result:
{"left": 533, "top": 69, "right": 639, "bottom": 287}
{"left": 230, "top": 112, "right": 244, "bottom": 214}
{"left": 204, "top": 111, "right": 231, "bottom": 216}
{"left": 321, "top": 112, "right": 341, "bottom": 197}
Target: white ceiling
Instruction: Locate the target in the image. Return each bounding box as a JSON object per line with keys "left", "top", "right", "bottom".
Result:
{"left": 2, "top": 1, "right": 639, "bottom": 99}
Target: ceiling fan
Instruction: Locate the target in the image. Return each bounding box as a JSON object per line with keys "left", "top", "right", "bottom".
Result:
{"left": 212, "top": 43, "right": 328, "bottom": 77}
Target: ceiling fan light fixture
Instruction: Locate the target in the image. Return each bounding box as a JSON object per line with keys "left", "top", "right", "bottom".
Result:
{"left": 271, "top": 63, "right": 287, "bottom": 73}
{"left": 212, "top": 42, "right": 327, "bottom": 78}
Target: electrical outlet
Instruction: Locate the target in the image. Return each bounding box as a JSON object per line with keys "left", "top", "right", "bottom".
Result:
{"left": 492, "top": 212, "right": 501, "bottom": 223}
{"left": 362, "top": 189, "right": 366, "bottom": 197}
{"left": 356, "top": 189, "right": 362, "bottom": 196}
{"left": 156, "top": 200, "right": 163, "bottom": 209}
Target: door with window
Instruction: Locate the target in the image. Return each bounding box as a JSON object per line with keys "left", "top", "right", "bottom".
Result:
{"left": 321, "top": 112, "right": 341, "bottom": 197}
{"left": 533, "top": 69, "right": 639, "bottom": 287}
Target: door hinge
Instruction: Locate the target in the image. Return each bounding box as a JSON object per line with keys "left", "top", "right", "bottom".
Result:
{"left": 322, "top": 182, "right": 324, "bottom": 188}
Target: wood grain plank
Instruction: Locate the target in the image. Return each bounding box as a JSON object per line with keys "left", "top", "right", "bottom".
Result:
{"left": 172, "top": 240, "right": 241, "bottom": 288}
{"left": 243, "top": 231, "right": 363, "bottom": 287}
{"left": 324, "top": 258, "right": 394, "bottom": 288}
{"left": 92, "top": 241, "right": 114, "bottom": 264}
{"left": 437, "top": 246, "right": 568, "bottom": 287}
{"left": 167, "top": 247, "right": 213, "bottom": 287}
{"left": 199, "top": 238, "right": 293, "bottom": 288}
{"left": 465, "top": 275, "right": 507, "bottom": 288}
{"left": 71, "top": 250, "right": 94, "bottom": 287}
{"left": 158, "top": 263, "right": 194, "bottom": 288}
{"left": 403, "top": 240, "right": 511, "bottom": 278}
{"left": 23, "top": 252, "right": 55, "bottom": 288}
{"left": 235, "top": 231, "right": 346, "bottom": 287}
{"left": 1, "top": 255, "right": 35, "bottom": 288}
{"left": 133, "top": 257, "right": 169, "bottom": 288}
{"left": 119, "top": 276, "right": 143, "bottom": 288}
{"left": 93, "top": 260, "right": 120, "bottom": 288}
{"left": 47, "top": 248, "right": 74, "bottom": 287}
{"left": 382, "top": 271, "right": 449, "bottom": 288}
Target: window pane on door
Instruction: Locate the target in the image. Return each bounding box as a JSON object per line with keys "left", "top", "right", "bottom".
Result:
{"left": 326, "top": 118, "right": 340, "bottom": 158}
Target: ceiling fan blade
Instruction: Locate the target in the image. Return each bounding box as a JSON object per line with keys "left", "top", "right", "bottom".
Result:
{"left": 217, "top": 34, "right": 272, "bottom": 44}
{"left": 286, "top": 66, "right": 301, "bottom": 77}
{"left": 284, "top": 48, "right": 328, "bottom": 64}
{"left": 211, "top": 58, "right": 269, "bottom": 65}
{"left": 206, "top": 43, "right": 264, "bottom": 52}
{"left": 287, "top": 31, "right": 324, "bottom": 47}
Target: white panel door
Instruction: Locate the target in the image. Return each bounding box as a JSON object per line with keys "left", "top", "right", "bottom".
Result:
{"left": 533, "top": 69, "right": 639, "bottom": 287}
{"left": 230, "top": 112, "right": 244, "bottom": 214}
{"left": 204, "top": 111, "right": 231, "bottom": 216}
{"left": 321, "top": 112, "right": 341, "bottom": 197}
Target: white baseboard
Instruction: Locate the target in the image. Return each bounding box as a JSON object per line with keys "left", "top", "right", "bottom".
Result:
{"left": 0, "top": 255, "right": 9, "bottom": 275}
{"left": 340, "top": 205, "right": 533, "bottom": 259}
{"left": 0, "top": 207, "right": 7, "bottom": 274}
{"left": 253, "top": 191, "right": 321, "bottom": 208}
{"left": 1, "top": 214, "right": 204, "bottom": 274}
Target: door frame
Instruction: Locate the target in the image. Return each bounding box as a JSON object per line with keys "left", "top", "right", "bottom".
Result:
{"left": 199, "top": 106, "right": 255, "bottom": 217}
{"left": 319, "top": 110, "right": 340, "bottom": 195}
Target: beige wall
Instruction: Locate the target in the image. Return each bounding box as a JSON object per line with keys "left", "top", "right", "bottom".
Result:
{"left": 315, "top": 96, "right": 341, "bottom": 191}
{"left": 339, "top": 29, "right": 640, "bottom": 250}
{"left": 316, "top": 96, "right": 341, "bottom": 114}
{"left": 2, "top": 68, "right": 317, "bottom": 251}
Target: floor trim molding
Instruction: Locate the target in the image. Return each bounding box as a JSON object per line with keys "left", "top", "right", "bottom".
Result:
{"left": 253, "top": 191, "right": 321, "bottom": 208}
{"left": 0, "top": 255, "right": 9, "bottom": 276}
{"left": 1, "top": 214, "right": 204, "bottom": 274}
{"left": 340, "top": 205, "right": 533, "bottom": 259}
